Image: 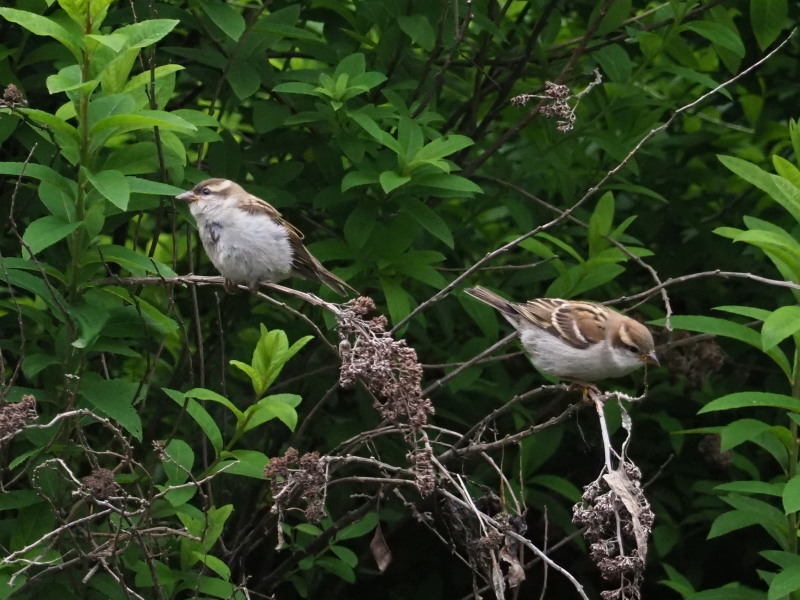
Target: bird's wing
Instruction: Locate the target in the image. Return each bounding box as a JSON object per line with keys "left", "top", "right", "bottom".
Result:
{"left": 517, "top": 299, "right": 606, "bottom": 350}
{"left": 239, "top": 194, "right": 353, "bottom": 296}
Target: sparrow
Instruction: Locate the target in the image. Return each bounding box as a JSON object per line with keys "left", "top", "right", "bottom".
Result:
{"left": 176, "top": 178, "right": 354, "bottom": 295}
{"left": 465, "top": 286, "right": 658, "bottom": 383}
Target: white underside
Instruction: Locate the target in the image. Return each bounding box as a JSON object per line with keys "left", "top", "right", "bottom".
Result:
{"left": 518, "top": 323, "right": 642, "bottom": 382}
{"left": 190, "top": 202, "right": 294, "bottom": 286}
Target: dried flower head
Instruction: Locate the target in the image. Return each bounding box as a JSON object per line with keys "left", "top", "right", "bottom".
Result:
{"left": 408, "top": 447, "right": 435, "bottom": 497}
{"left": 0, "top": 395, "right": 37, "bottom": 442}
{"left": 573, "top": 462, "right": 653, "bottom": 600}
{"left": 1, "top": 83, "right": 25, "bottom": 107}
{"left": 265, "top": 448, "right": 327, "bottom": 522}
{"left": 511, "top": 70, "right": 602, "bottom": 133}
{"left": 337, "top": 297, "right": 433, "bottom": 432}
{"left": 82, "top": 468, "right": 120, "bottom": 500}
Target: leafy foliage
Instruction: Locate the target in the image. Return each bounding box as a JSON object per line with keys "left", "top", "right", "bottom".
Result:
{"left": 0, "top": 0, "right": 798, "bottom": 598}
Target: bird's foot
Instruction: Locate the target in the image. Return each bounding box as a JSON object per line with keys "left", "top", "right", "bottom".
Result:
{"left": 223, "top": 279, "right": 239, "bottom": 294}
{"left": 566, "top": 381, "right": 601, "bottom": 403}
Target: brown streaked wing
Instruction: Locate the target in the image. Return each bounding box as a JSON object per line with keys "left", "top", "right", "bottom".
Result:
{"left": 517, "top": 299, "right": 607, "bottom": 350}
{"left": 552, "top": 302, "right": 607, "bottom": 349}
{"left": 237, "top": 194, "right": 307, "bottom": 241}
{"left": 515, "top": 298, "right": 560, "bottom": 330}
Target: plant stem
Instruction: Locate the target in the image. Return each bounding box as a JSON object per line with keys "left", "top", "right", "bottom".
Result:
{"left": 790, "top": 349, "right": 800, "bottom": 556}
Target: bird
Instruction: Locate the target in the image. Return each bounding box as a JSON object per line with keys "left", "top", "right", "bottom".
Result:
{"left": 465, "top": 286, "right": 658, "bottom": 384}
{"left": 176, "top": 178, "right": 355, "bottom": 296}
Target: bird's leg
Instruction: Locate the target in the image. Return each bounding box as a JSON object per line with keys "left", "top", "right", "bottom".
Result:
{"left": 224, "top": 278, "right": 240, "bottom": 294}
{"left": 565, "top": 380, "right": 601, "bottom": 403}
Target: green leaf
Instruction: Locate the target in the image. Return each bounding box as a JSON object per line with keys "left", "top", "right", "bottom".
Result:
{"left": 127, "top": 177, "right": 185, "bottom": 196}
{"left": 341, "top": 171, "right": 378, "bottom": 192}
{"left": 718, "top": 155, "right": 800, "bottom": 224}
{"left": 411, "top": 135, "right": 474, "bottom": 164}
{"left": 85, "top": 244, "right": 178, "bottom": 277}
{"left": 22, "top": 353, "right": 61, "bottom": 378}
{"left": 336, "top": 512, "right": 378, "bottom": 540}
{"left": 330, "top": 545, "right": 359, "bottom": 568}
{"left": 59, "top": 0, "right": 114, "bottom": 30}
{"left": 588, "top": 192, "right": 614, "bottom": 257}
{"left": 715, "top": 305, "right": 774, "bottom": 321}
{"left": 707, "top": 509, "right": 766, "bottom": 539}
{"left": 0, "top": 490, "right": 43, "bottom": 510}
{"left": 87, "top": 32, "right": 128, "bottom": 51}
{"left": 272, "top": 81, "right": 318, "bottom": 96}
{"left": 379, "top": 171, "right": 410, "bottom": 194}
{"left": 230, "top": 360, "right": 261, "bottom": 392}
{"left": 0, "top": 162, "right": 73, "bottom": 193}
{"left": 197, "top": 0, "right": 245, "bottom": 40}
{"left": 382, "top": 277, "right": 411, "bottom": 325}
{"left": 115, "top": 19, "right": 179, "bottom": 49}
{"left": 683, "top": 21, "right": 744, "bottom": 57}
{"left": 242, "top": 394, "right": 300, "bottom": 432}
{"left": 719, "top": 418, "right": 772, "bottom": 450}
{"left": 751, "top": 0, "right": 788, "bottom": 50}
{"left": 343, "top": 203, "right": 378, "bottom": 250}
{"left": 123, "top": 64, "right": 185, "bottom": 94}
{"left": 768, "top": 565, "right": 800, "bottom": 600}
{"left": 38, "top": 181, "right": 76, "bottom": 221}
{"left": 397, "top": 14, "right": 435, "bottom": 50}
{"left": 413, "top": 173, "right": 482, "bottom": 194}
{"left": 47, "top": 65, "right": 94, "bottom": 94}
{"left": 0, "top": 8, "right": 82, "bottom": 58}
{"left": 70, "top": 301, "right": 110, "bottom": 349}
{"left": 316, "top": 557, "right": 355, "bottom": 583}
{"left": 593, "top": 43, "right": 631, "bottom": 83}
{"left": 228, "top": 62, "right": 261, "bottom": 100}
{"left": 402, "top": 198, "right": 454, "bottom": 248}
{"left": 185, "top": 387, "right": 243, "bottom": 420}
{"left": 334, "top": 52, "right": 366, "bottom": 77}
{"left": 686, "top": 585, "right": 768, "bottom": 600}
{"left": 761, "top": 306, "right": 800, "bottom": 350}
{"left": 22, "top": 216, "right": 81, "bottom": 255}
{"left": 530, "top": 474, "right": 581, "bottom": 501}
{"left": 715, "top": 481, "right": 783, "bottom": 496}
{"left": 782, "top": 475, "right": 800, "bottom": 514}
{"left": 240, "top": 326, "right": 312, "bottom": 396}
{"left": 90, "top": 111, "right": 196, "bottom": 135}
{"left": 700, "top": 392, "right": 800, "bottom": 414}
{"left": 216, "top": 450, "right": 269, "bottom": 478}
{"left": 163, "top": 388, "right": 224, "bottom": 454}
{"left": 80, "top": 375, "right": 143, "bottom": 440}
{"left": 17, "top": 109, "right": 80, "bottom": 144}
{"left": 86, "top": 169, "right": 130, "bottom": 210}
{"left": 163, "top": 439, "right": 194, "bottom": 483}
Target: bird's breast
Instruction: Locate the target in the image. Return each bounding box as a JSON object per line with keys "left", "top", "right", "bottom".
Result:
{"left": 204, "top": 221, "right": 223, "bottom": 245}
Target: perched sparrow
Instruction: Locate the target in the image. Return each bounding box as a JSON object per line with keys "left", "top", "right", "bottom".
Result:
{"left": 465, "top": 286, "right": 658, "bottom": 383}
{"left": 176, "top": 178, "right": 354, "bottom": 295}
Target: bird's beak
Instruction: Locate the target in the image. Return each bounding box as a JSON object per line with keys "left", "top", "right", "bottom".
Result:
{"left": 641, "top": 351, "right": 659, "bottom": 367}
{"left": 175, "top": 191, "right": 197, "bottom": 203}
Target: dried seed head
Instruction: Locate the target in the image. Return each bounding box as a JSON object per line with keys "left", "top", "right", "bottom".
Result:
{"left": 265, "top": 448, "right": 327, "bottom": 523}
{"left": 573, "top": 462, "right": 653, "bottom": 600}
{"left": 82, "top": 468, "right": 120, "bottom": 500}
{"left": 337, "top": 297, "right": 433, "bottom": 432}
{"left": 0, "top": 395, "right": 37, "bottom": 442}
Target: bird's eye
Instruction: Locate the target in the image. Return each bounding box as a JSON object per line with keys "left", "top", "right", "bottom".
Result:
{"left": 624, "top": 344, "right": 639, "bottom": 354}
{"left": 201, "top": 187, "right": 211, "bottom": 195}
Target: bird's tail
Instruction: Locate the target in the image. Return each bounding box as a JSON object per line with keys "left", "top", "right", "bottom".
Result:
{"left": 464, "top": 286, "right": 518, "bottom": 317}
{"left": 318, "top": 266, "right": 357, "bottom": 297}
